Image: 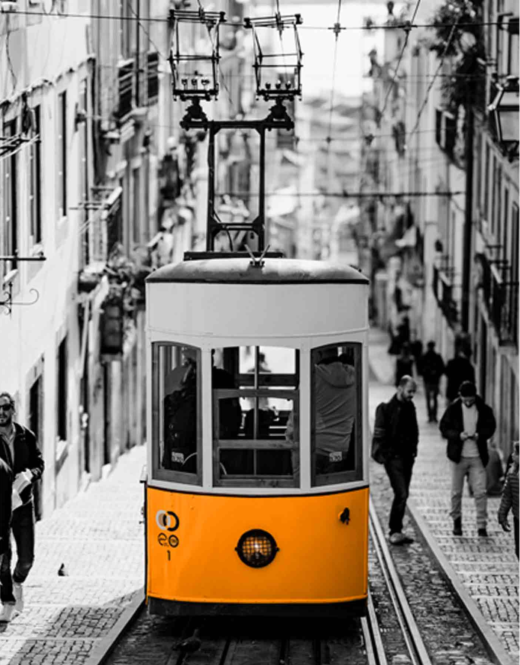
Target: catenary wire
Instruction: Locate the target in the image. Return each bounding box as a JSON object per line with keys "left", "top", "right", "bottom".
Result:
{"left": 3, "top": 9, "right": 506, "bottom": 30}
{"left": 378, "top": 0, "right": 423, "bottom": 121}
{"left": 407, "top": 19, "right": 460, "bottom": 142}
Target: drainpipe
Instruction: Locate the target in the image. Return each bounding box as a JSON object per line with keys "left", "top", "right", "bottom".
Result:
{"left": 135, "top": 0, "right": 140, "bottom": 106}
{"left": 461, "top": 99, "right": 474, "bottom": 331}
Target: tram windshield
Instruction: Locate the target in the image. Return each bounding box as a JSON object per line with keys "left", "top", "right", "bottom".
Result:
{"left": 212, "top": 346, "right": 299, "bottom": 488}
{"left": 311, "top": 342, "right": 363, "bottom": 486}
{"left": 152, "top": 343, "right": 202, "bottom": 484}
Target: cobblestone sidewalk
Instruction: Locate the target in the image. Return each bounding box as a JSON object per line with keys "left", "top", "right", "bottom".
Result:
{"left": 0, "top": 446, "right": 146, "bottom": 665}
{"left": 368, "top": 327, "right": 519, "bottom": 662}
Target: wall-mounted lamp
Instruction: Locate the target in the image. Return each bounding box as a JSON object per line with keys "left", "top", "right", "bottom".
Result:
{"left": 488, "top": 75, "right": 519, "bottom": 161}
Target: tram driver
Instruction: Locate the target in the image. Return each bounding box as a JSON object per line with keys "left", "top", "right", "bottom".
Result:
{"left": 162, "top": 347, "right": 241, "bottom": 473}
{"left": 162, "top": 347, "right": 198, "bottom": 472}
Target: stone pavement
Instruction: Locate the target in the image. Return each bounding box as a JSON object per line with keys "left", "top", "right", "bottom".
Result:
{"left": 368, "top": 326, "right": 519, "bottom": 663}
{"left": 0, "top": 445, "right": 146, "bottom": 665}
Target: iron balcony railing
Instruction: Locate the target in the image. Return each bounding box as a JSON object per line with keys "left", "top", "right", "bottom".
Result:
{"left": 432, "top": 260, "right": 459, "bottom": 328}
{"left": 478, "top": 252, "right": 519, "bottom": 346}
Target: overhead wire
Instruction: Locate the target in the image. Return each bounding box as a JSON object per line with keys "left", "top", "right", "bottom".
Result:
{"left": 127, "top": 3, "right": 166, "bottom": 61}
{"left": 407, "top": 18, "right": 460, "bottom": 143}
{"left": 378, "top": 0, "right": 423, "bottom": 122}
{"left": 2, "top": 8, "right": 505, "bottom": 31}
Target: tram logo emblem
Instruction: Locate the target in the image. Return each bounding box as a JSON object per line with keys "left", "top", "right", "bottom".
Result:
{"left": 156, "top": 510, "right": 180, "bottom": 532}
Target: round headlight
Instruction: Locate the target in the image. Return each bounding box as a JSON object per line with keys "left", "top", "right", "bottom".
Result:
{"left": 235, "top": 529, "right": 278, "bottom": 568}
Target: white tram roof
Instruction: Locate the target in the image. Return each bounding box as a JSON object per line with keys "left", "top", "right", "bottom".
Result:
{"left": 146, "top": 258, "right": 369, "bottom": 340}
{"left": 147, "top": 257, "right": 369, "bottom": 285}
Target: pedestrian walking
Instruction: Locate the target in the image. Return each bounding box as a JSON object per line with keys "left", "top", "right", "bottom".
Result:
{"left": 445, "top": 349, "right": 475, "bottom": 404}
{"left": 0, "top": 458, "right": 13, "bottom": 562}
{"left": 439, "top": 381, "right": 496, "bottom": 537}
{"left": 409, "top": 331, "right": 423, "bottom": 374}
{"left": 372, "top": 376, "right": 419, "bottom": 545}
{"left": 0, "top": 392, "right": 45, "bottom": 623}
{"left": 395, "top": 343, "right": 414, "bottom": 386}
{"left": 497, "top": 441, "right": 519, "bottom": 558}
{"left": 420, "top": 341, "right": 445, "bottom": 423}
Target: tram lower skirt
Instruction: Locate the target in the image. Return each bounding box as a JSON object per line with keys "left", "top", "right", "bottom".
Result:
{"left": 148, "top": 597, "right": 367, "bottom": 618}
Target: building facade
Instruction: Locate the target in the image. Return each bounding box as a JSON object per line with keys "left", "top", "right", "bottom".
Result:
{"left": 364, "top": 0, "right": 519, "bottom": 458}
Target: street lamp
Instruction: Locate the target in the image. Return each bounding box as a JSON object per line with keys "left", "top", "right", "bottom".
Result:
{"left": 488, "top": 75, "right": 519, "bottom": 160}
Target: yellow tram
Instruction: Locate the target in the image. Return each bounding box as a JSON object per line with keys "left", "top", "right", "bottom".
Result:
{"left": 144, "top": 255, "right": 370, "bottom": 617}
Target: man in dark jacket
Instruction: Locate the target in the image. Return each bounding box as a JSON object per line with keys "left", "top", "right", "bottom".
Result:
{"left": 0, "top": 459, "right": 13, "bottom": 560}
{"left": 439, "top": 381, "right": 496, "bottom": 537}
{"left": 420, "top": 341, "right": 445, "bottom": 423}
{"left": 0, "top": 392, "right": 45, "bottom": 623}
{"left": 372, "top": 376, "right": 419, "bottom": 545}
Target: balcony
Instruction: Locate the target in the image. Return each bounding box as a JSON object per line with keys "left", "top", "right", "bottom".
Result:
{"left": 116, "top": 59, "right": 135, "bottom": 121}
{"left": 477, "top": 253, "right": 518, "bottom": 346}
{"left": 432, "top": 260, "right": 459, "bottom": 328}
{"left": 147, "top": 51, "right": 159, "bottom": 104}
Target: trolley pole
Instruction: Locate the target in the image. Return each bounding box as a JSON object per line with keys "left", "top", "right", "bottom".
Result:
{"left": 181, "top": 99, "right": 294, "bottom": 252}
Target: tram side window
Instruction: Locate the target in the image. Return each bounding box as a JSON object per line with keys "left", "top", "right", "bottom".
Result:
{"left": 212, "top": 346, "right": 299, "bottom": 487}
{"left": 311, "top": 343, "right": 363, "bottom": 486}
{"left": 152, "top": 343, "right": 201, "bottom": 483}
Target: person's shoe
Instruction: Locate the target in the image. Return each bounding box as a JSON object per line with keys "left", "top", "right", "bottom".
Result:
{"left": 453, "top": 517, "right": 463, "bottom": 536}
{"left": 389, "top": 532, "right": 413, "bottom": 545}
{"left": 13, "top": 582, "right": 24, "bottom": 612}
{"left": 0, "top": 603, "right": 17, "bottom": 623}
{"left": 478, "top": 528, "right": 488, "bottom": 537}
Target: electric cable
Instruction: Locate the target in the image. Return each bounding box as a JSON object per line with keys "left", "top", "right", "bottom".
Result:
{"left": 407, "top": 19, "right": 460, "bottom": 143}
{"left": 4, "top": 8, "right": 507, "bottom": 31}
{"left": 378, "top": 0, "right": 423, "bottom": 122}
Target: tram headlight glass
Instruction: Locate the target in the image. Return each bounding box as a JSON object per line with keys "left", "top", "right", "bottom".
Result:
{"left": 235, "top": 529, "right": 278, "bottom": 568}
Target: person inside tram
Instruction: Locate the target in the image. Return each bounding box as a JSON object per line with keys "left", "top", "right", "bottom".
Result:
{"left": 211, "top": 351, "right": 242, "bottom": 440}
{"left": 314, "top": 347, "right": 356, "bottom": 475}
{"left": 162, "top": 347, "right": 198, "bottom": 472}
{"left": 162, "top": 348, "right": 241, "bottom": 473}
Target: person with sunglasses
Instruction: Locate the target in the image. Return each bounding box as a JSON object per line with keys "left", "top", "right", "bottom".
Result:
{"left": 0, "top": 392, "right": 44, "bottom": 623}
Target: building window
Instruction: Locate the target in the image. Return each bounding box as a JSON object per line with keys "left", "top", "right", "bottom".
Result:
{"left": 57, "top": 91, "right": 67, "bottom": 218}
{"left": 132, "top": 165, "right": 141, "bottom": 245}
{"left": 492, "top": 162, "right": 501, "bottom": 238}
{"left": 79, "top": 81, "right": 89, "bottom": 266}
{"left": 511, "top": 203, "right": 519, "bottom": 287}
{"left": 3, "top": 119, "right": 18, "bottom": 276}
{"left": 57, "top": 336, "right": 68, "bottom": 441}
{"left": 29, "top": 105, "right": 42, "bottom": 244}
{"left": 483, "top": 142, "right": 490, "bottom": 222}
{"left": 29, "top": 371, "right": 44, "bottom": 520}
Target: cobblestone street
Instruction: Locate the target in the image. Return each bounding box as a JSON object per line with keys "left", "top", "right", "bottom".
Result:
{"left": 0, "top": 447, "right": 145, "bottom": 665}
{"left": 368, "top": 327, "right": 519, "bottom": 663}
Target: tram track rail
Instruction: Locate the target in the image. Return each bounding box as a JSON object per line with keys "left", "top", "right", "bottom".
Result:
{"left": 100, "top": 496, "right": 510, "bottom": 665}
{"left": 100, "top": 503, "right": 437, "bottom": 665}
{"left": 365, "top": 499, "right": 433, "bottom": 665}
